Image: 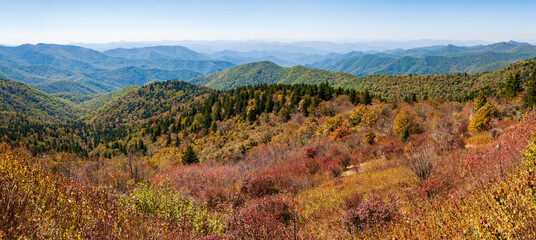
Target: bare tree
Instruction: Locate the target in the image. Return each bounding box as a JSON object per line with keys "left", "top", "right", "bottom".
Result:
{"left": 404, "top": 145, "right": 437, "bottom": 181}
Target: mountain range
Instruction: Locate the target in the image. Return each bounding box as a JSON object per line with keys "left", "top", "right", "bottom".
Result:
{"left": 0, "top": 41, "right": 535, "bottom": 100}
{"left": 2, "top": 57, "right": 534, "bottom": 126}
{"left": 0, "top": 44, "right": 234, "bottom": 95}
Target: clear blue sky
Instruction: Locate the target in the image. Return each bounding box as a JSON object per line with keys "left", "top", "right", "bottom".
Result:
{"left": 1, "top": 0, "right": 535, "bottom": 44}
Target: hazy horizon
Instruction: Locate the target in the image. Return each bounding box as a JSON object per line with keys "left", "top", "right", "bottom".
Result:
{"left": 1, "top": 0, "right": 535, "bottom": 46}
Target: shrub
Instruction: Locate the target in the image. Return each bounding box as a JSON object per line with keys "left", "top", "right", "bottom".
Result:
{"left": 305, "top": 147, "right": 319, "bottom": 158}
{"left": 225, "top": 198, "right": 293, "bottom": 239}
{"left": 342, "top": 197, "right": 397, "bottom": 233}
{"left": 329, "top": 164, "right": 342, "bottom": 177}
{"left": 330, "top": 126, "right": 352, "bottom": 141}
{"left": 129, "top": 183, "right": 224, "bottom": 235}
{"left": 304, "top": 158, "right": 320, "bottom": 175}
{"left": 382, "top": 144, "right": 404, "bottom": 160}
{"left": 364, "top": 131, "right": 376, "bottom": 145}
{"left": 343, "top": 192, "right": 363, "bottom": 210}
{"left": 240, "top": 175, "right": 278, "bottom": 198}
{"left": 337, "top": 153, "right": 352, "bottom": 170}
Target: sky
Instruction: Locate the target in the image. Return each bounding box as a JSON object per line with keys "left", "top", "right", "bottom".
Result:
{"left": 1, "top": 0, "right": 535, "bottom": 45}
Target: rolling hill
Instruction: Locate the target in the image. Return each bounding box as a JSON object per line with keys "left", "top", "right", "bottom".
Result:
{"left": 189, "top": 58, "right": 536, "bottom": 99}
{"left": 86, "top": 80, "right": 214, "bottom": 125}
{"left": 188, "top": 61, "right": 358, "bottom": 90}
{"left": 0, "top": 78, "right": 81, "bottom": 123}
{"left": 79, "top": 85, "right": 140, "bottom": 112}
{"left": 82, "top": 67, "right": 203, "bottom": 88}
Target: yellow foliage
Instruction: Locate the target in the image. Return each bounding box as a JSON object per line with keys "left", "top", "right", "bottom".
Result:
{"left": 318, "top": 115, "right": 345, "bottom": 137}
{"left": 348, "top": 105, "right": 368, "bottom": 126}
{"left": 151, "top": 147, "right": 181, "bottom": 171}
{"left": 469, "top": 103, "right": 496, "bottom": 131}
{"left": 393, "top": 109, "right": 419, "bottom": 134}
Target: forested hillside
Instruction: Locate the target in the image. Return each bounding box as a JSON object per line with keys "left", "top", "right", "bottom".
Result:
{"left": 0, "top": 78, "right": 81, "bottom": 123}
{"left": 189, "top": 61, "right": 360, "bottom": 90}
{"left": 190, "top": 58, "right": 536, "bottom": 99}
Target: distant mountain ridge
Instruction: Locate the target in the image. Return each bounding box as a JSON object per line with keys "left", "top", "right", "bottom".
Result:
{"left": 308, "top": 41, "right": 536, "bottom": 76}
{"left": 1, "top": 41, "right": 535, "bottom": 97}
{"left": 0, "top": 43, "right": 235, "bottom": 94}
{"left": 103, "top": 46, "right": 210, "bottom": 60}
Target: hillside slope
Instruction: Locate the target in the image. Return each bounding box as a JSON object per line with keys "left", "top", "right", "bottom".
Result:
{"left": 190, "top": 58, "right": 536, "bottom": 99}
{"left": 189, "top": 61, "right": 358, "bottom": 90}
{"left": 0, "top": 78, "right": 81, "bottom": 123}
{"left": 86, "top": 80, "right": 214, "bottom": 125}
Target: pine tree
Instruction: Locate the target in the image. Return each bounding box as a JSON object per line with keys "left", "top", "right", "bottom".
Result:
{"left": 361, "top": 88, "right": 372, "bottom": 105}
{"left": 401, "top": 127, "right": 409, "bottom": 142}
{"left": 175, "top": 135, "right": 181, "bottom": 147}
{"left": 182, "top": 145, "right": 199, "bottom": 164}
{"left": 505, "top": 72, "right": 523, "bottom": 98}
{"left": 422, "top": 93, "right": 429, "bottom": 101}
{"left": 411, "top": 93, "right": 418, "bottom": 103}
{"left": 524, "top": 67, "right": 536, "bottom": 108}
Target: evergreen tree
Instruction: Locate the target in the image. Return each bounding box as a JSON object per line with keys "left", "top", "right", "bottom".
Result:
{"left": 401, "top": 127, "right": 409, "bottom": 142}
{"left": 182, "top": 145, "right": 199, "bottom": 164}
{"left": 524, "top": 67, "right": 536, "bottom": 108}
{"left": 505, "top": 72, "right": 523, "bottom": 98}
{"left": 422, "top": 93, "right": 429, "bottom": 101}
{"left": 361, "top": 88, "right": 372, "bottom": 105}
{"left": 411, "top": 93, "right": 418, "bottom": 103}
{"left": 175, "top": 135, "right": 181, "bottom": 147}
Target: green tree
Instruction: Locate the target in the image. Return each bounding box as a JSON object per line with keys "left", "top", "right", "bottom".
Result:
{"left": 422, "top": 93, "right": 429, "bottom": 101}
{"left": 361, "top": 88, "right": 372, "bottom": 105}
{"left": 524, "top": 67, "right": 536, "bottom": 108}
{"left": 182, "top": 145, "right": 199, "bottom": 164}
{"left": 411, "top": 93, "right": 418, "bottom": 103}
{"left": 401, "top": 127, "right": 410, "bottom": 142}
{"left": 504, "top": 72, "right": 523, "bottom": 98}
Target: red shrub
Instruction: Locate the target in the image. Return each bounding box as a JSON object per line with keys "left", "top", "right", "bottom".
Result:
{"left": 329, "top": 164, "right": 342, "bottom": 178}
{"left": 241, "top": 175, "right": 278, "bottom": 198}
{"left": 382, "top": 144, "right": 404, "bottom": 160}
{"left": 305, "top": 147, "right": 319, "bottom": 159}
{"left": 342, "top": 197, "right": 398, "bottom": 233}
{"left": 225, "top": 198, "right": 293, "bottom": 239}
{"left": 304, "top": 158, "right": 320, "bottom": 175}
{"left": 344, "top": 192, "right": 363, "bottom": 210}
